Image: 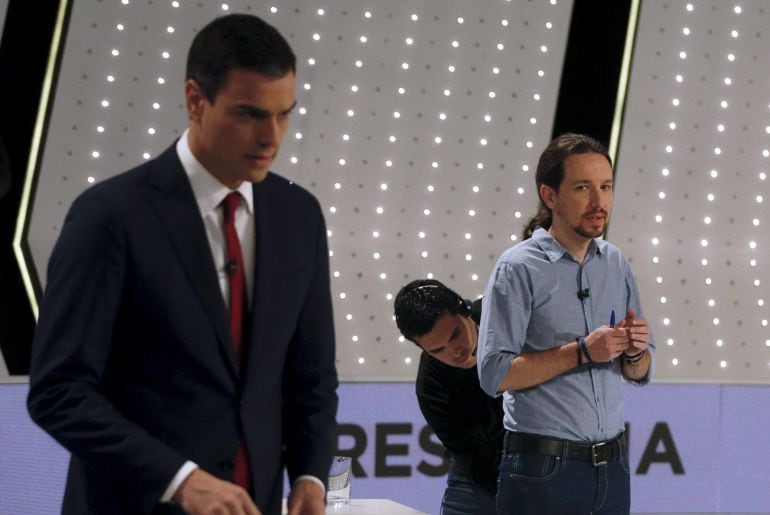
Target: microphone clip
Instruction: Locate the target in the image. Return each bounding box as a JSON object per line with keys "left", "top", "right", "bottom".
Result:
{"left": 226, "top": 259, "right": 239, "bottom": 277}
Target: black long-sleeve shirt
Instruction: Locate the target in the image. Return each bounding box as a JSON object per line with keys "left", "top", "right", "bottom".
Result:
{"left": 415, "top": 350, "right": 503, "bottom": 492}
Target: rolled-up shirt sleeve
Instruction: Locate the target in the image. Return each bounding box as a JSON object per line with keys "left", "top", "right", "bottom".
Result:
{"left": 624, "top": 264, "right": 656, "bottom": 385}
{"left": 477, "top": 257, "right": 532, "bottom": 397}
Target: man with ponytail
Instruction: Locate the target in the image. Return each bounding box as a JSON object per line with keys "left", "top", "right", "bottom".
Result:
{"left": 477, "top": 133, "right": 654, "bottom": 514}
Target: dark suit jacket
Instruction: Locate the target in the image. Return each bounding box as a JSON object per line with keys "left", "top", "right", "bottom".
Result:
{"left": 27, "top": 144, "right": 339, "bottom": 514}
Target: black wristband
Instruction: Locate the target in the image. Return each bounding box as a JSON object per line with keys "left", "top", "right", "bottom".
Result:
{"left": 623, "top": 350, "right": 645, "bottom": 364}
{"left": 577, "top": 341, "right": 583, "bottom": 367}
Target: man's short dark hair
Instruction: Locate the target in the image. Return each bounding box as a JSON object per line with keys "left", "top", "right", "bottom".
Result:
{"left": 522, "top": 133, "right": 612, "bottom": 239}
{"left": 394, "top": 279, "right": 471, "bottom": 345}
{"left": 186, "top": 14, "right": 296, "bottom": 102}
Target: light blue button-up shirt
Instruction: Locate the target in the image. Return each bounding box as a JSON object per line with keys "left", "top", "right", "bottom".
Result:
{"left": 478, "top": 228, "right": 655, "bottom": 442}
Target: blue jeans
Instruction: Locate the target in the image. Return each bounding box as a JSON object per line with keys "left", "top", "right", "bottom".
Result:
{"left": 441, "top": 462, "right": 498, "bottom": 515}
{"left": 496, "top": 437, "right": 630, "bottom": 515}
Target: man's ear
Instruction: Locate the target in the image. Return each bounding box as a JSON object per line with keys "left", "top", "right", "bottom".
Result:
{"left": 540, "top": 183, "right": 556, "bottom": 210}
{"left": 184, "top": 79, "right": 206, "bottom": 122}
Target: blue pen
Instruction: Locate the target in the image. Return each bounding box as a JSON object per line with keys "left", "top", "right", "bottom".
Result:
{"left": 610, "top": 309, "right": 616, "bottom": 328}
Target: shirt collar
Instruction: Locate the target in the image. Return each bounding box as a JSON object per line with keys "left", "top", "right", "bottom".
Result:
{"left": 532, "top": 227, "right": 607, "bottom": 262}
{"left": 176, "top": 129, "right": 254, "bottom": 216}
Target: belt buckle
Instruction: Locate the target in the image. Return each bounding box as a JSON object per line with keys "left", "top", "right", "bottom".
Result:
{"left": 591, "top": 442, "right": 609, "bottom": 466}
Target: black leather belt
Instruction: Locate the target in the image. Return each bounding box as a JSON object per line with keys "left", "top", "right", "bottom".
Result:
{"left": 504, "top": 431, "right": 625, "bottom": 467}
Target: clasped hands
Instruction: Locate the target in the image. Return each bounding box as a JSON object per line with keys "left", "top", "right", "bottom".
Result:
{"left": 583, "top": 308, "right": 650, "bottom": 362}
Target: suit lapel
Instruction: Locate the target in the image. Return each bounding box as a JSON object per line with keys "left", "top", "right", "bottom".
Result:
{"left": 148, "top": 145, "right": 239, "bottom": 380}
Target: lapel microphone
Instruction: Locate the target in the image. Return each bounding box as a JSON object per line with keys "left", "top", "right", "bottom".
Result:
{"left": 577, "top": 288, "right": 591, "bottom": 300}
{"left": 226, "top": 259, "right": 239, "bottom": 277}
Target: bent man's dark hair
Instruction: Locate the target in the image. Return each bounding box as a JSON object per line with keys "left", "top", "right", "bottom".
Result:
{"left": 522, "top": 133, "right": 611, "bottom": 239}
{"left": 393, "top": 279, "right": 472, "bottom": 346}
{"left": 186, "top": 14, "right": 296, "bottom": 102}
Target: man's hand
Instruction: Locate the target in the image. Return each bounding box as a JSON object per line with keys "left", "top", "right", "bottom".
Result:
{"left": 584, "top": 326, "right": 630, "bottom": 362}
{"left": 173, "top": 468, "right": 262, "bottom": 515}
{"left": 287, "top": 479, "right": 326, "bottom": 515}
{"left": 584, "top": 308, "right": 651, "bottom": 362}
{"left": 617, "top": 308, "right": 650, "bottom": 356}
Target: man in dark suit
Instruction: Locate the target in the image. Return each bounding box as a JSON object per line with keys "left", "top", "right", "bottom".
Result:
{"left": 27, "top": 14, "right": 338, "bottom": 515}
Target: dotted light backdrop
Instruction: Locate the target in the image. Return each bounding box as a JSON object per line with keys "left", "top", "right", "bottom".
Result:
{"left": 612, "top": 1, "right": 770, "bottom": 383}
{"left": 26, "top": 0, "right": 573, "bottom": 381}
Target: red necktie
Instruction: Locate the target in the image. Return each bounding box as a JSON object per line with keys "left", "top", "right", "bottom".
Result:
{"left": 222, "top": 191, "right": 251, "bottom": 490}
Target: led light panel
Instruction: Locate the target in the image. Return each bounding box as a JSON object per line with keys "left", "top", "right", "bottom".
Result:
{"left": 613, "top": 1, "right": 770, "bottom": 383}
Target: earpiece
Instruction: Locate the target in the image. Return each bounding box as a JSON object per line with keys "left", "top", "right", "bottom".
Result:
{"left": 458, "top": 297, "right": 472, "bottom": 317}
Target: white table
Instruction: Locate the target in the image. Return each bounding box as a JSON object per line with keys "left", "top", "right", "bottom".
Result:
{"left": 282, "top": 499, "right": 428, "bottom": 515}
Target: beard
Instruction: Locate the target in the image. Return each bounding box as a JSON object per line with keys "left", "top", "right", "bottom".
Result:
{"left": 573, "top": 222, "right": 606, "bottom": 239}
{"left": 570, "top": 209, "right": 608, "bottom": 239}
